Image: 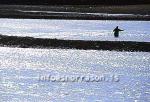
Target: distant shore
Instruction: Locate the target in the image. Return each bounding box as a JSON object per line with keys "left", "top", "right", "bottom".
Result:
{"left": 0, "top": 5, "right": 150, "bottom": 20}
{"left": 0, "top": 34, "right": 149, "bottom": 52}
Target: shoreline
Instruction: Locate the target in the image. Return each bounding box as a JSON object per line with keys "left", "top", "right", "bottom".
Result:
{"left": 0, "top": 34, "right": 150, "bottom": 52}
{"left": 0, "top": 14, "right": 150, "bottom": 21}
{"left": 0, "top": 5, "right": 150, "bottom": 20}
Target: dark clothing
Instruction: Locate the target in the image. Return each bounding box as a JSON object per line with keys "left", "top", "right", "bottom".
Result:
{"left": 113, "top": 27, "right": 123, "bottom": 37}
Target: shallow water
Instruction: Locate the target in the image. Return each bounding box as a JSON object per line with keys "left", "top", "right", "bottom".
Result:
{"left": 0, "top": 19, "right": 150, "bottom": 42}
{"left": 0, "top": 47, "right": 149, "bottom": 102}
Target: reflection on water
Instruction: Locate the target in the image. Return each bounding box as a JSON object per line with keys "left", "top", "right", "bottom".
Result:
{"left": 0, "top": 47, "right": 149, "bottom": 101}
{"left": 0, "top": 19, "right": 150, "bottom": 42}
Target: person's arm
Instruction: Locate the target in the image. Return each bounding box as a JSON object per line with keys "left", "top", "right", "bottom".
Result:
{"left": 113, "top": 28, "right": 116, "bottom": 32}
{"left": 118, "top": 29, "right": 124, "bottom": 31}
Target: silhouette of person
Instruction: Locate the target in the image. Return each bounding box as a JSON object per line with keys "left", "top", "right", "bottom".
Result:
{"left": 113, "top": 26, "right": 124, "bottom": 37}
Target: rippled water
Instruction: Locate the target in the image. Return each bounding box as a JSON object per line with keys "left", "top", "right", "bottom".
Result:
{"left": 0, "top": 47, "right": 149, "bottom": 102}
{"left": 0, "top": 19, "right": 150, "bottom": 42}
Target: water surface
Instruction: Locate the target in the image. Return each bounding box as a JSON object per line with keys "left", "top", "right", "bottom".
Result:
{"left": 0, "top": 19, "right": 150, "bottom": 42}
{"left": 0, "top": 47, "right": 149, "bottom": 102}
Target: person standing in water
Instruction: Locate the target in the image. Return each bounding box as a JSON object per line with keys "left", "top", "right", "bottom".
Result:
{"left": 113, "top": 26, "right": 124, "bottom": 37}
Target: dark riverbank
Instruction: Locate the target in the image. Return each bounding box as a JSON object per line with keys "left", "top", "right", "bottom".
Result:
{"left": 0, "top": 0, "right": 150, "bottom": 5}
{"left": 0, "top": 5, "right": 150, "bottom": 20}
{"left": 0, "top": 35, "right": 149, "bottom": 52}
